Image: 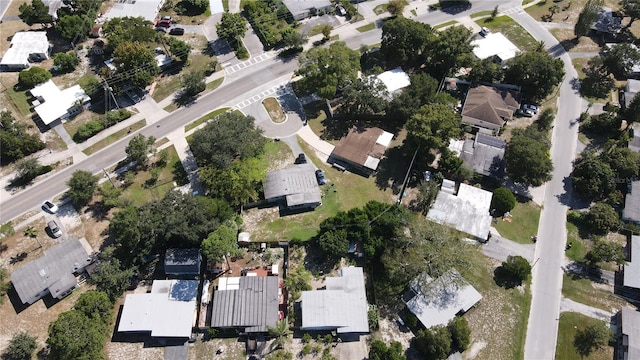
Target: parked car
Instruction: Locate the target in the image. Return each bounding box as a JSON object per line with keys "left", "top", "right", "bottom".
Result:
{"left": 336, "top": 5, "right": 347, "bottom": 16}
{"left": 479, "top": 27, "right": 491, "bottom": 37}
{"left": 295, "top": 153, "right": 307, "bottom": 164}
{"left": 154, "top": 26, "right": 167, "bottom": 32}
{"left": 522, "top": 104, "right": 539, "bottom": 114}
{"left": 315, "top": 169, "right": 326, "bottom": 185}
{"left": 156, "top": 19, "right": 171, "bottom": 28}
{"left": 161, "top": 16, "right": 172, "bottom": 22}
{"left": 42, "top": 200, "right": 58, "bottom": 214}
{"left": 48, "top": 220, "right": 63, "bottom": 238}
{"left": 169, "top": 27, "right": 185, "bottom": 36}
{"left": 516, "top": 108, "right": 534, "bottom": 118}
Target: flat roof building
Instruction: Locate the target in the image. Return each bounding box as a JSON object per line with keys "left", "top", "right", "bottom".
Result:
{"left": 461, "top": 133, "right": 506, "bottom": 178}
{"left": 625, "top": 236, "right": 640, "bottom": 289}
{"left": 617, "top": 308, "right": 640, "bottom": 360}
{"left": 105, "top": 0, "right": 165, "bottom": 22}
{"left": 264, "top": 164, "right": 322, "bottom": 210}
{"left": 11, "top": 237, "right": 92, "bottom": 304}
{"left": 330, "top": 127, "right": 393, "bottom": 176}
{"left": 165, "top": 249, "right": 201, "bottom": 278}
{"left": 301, "top": 267, "right": 368, "bottom": 334}
{"left": 29, "top": 80, "right": 90, "bottom": 125}
{"left": 118, "top": 279, "right": 198, "bottom": 338}
{"left": 471, "top": 33, "right": 520, "bottom": 65}
{"left": 283, "top": 0, "right": 332, "bottom": 20}
{"left": 1, "top": 31, "right": 50, "bottom": 70}
{"left": 376, "top": 68, "right": 411, "bottom": 93}
{"left": 623, "top": 181, "right": 640, "bottom": 225}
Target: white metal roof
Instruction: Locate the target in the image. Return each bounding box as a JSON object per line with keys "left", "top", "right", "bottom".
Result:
{"left": 626, "top": 236, "right": 640, "bottom": 289}
{"left": 405, "top": 269, "right": 482, "bottom": 329}
{"left": 472, "top": 33, "right": 520, "bottom": 63}
{"left": 117, "top": 279, "right": 198, "bottom": 338}
{"left": 105, "top": 0, "right": 164, "bottom": 22}
{"left": 1, "top": 31, "right": 49, "bottom": 67}
{"left": 29, "top": 80, "right": 90, "bottom": 125}
{"left": 376, "top": 131, "right": 393, "bottom": 147}
{"left": 376, "top": 68, "right": 411, "bottom": 93}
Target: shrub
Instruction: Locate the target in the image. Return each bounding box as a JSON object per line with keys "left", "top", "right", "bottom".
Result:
{"left": 491, "top": 187, "right": 516, "bottom": 216}
{"left": 501, "top": 255, "right": 531, "bottom": 283}
{"left": 448, "top": 316, "right": 471, "bottom": 351}
{"left": 18, "top": 66, "right": 51, "bottom": 88}
{"left": 53, "top": 52, "right": 79, "bottom": 73}
{"left": 101, "top": 109, "right": 131, "bottom": 127}
{"left": 236, "top": 41, "right": 249, "bottom": 59}
{"left": 74, "top": 120, "right": 104, "bottom": 142}
{"left": 584, "top": 202, "right": 620, "bottom": 234}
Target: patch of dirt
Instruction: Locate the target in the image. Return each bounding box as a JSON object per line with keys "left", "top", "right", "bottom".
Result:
{"left": 242, "top": 207, "right": 281, "bottom": 235}
{"left": 376, "top": 317, "right": 413, "bottom": 350}
{"left": 105, "top": 340, "right": 165, "bottom": 360}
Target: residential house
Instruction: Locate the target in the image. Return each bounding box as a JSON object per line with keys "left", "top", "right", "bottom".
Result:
{"left": 629, "top": 123, "right": 640, "bottom": 152}
{"left": 209, "top": 276, "right": 280, "bottom": 333}
{"left": 330, "top": 127, "right": 394, "bottom": 176}
{"left": 376, "top": 68, "right": 411, "bottom": 94}
{"left": 624, "top": 235, "right": 640, "bottom": 289}
{"left": 623, "top": 79, "right": 640, "bottom": 109}
{"left": 165, "top": 249, "right": 201, "bottom": 278}
{"left": 0, "top": 31, "right": 51, "bottom": 70}
{"left": 264, "top": 164, "right": 322, "bottom": 210}
{"left": 427, "top": 180, "right": 493, "bottom": 241}
{"left": 471, "top": 32, "right": 520, "bottom": 65}
{"left": 301, "top": 267, "right": 369, "bottom": 334}
{"left": 616, "top": 308, "right": 640, "bottom": 360}
{"left": 105, "top": 0, "right": 166, "bottom": 22}
{"left": 461, "top": 133, "right": 506, "bottom": 178}
{"left": 29, "top": 79, "right": 91, "bottom": 126}
{"left": 403, "top": 269, "right": 482, "bottom": 329}
{"left": 623, "top": 181, "right": 640, "bottom": 225}
{"left": 592, "top": 7, "right": 622, "bottom": 35}
{"left": 118, "top": 279, "right": 198, "bottom": 338}
{"left": 283, "top": 0, "right": 332, "bottom": 20}
{"left": 11, "top": 237, "right": 93, "bottom": 304}
{"left": 461, "top": 85, "right": 520, "bottom": 134}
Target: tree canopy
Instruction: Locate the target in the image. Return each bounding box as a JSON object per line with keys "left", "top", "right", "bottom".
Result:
{"left": 405, "top": 103, "right": 462, "bottom": 152}
{"left": 125, "top": 134, "right": 156, "bottom": 167}
{"left": 491, "top": 188, "right": 516, "bottom": 216}
{"left": 381, "top": 17, "right": 434, "bottom": 68}
{"left": 574, "top": 321, "right": 611, "bottom": 357}
{"left": 7, "top": 331, "right": 37, "bottom": 360}
{"left": 111, "top": 41, "right": 158, "bottom": 89}
{"left": 18, "top": 66, "right": 51, "bottom": 88}
{"left": 387, "top": 72, "right": 451, "bottom": 120}
{"left": 102, "top": 16, "right": 156, "bottom": 54}
{"left": 501, "top": 255, "right": 532, "bottom": 283}
{"left": 0, "top": 111, "right": 45, "bottom": 164}
{"left": 621, "top": 0, "right": 640, "bottom": 27}
{"left": 339, "top": 77, "right": 389, "bottom": 116}
{"left": 601, "top": 147, "right": 640, "bottom": 179}
{"left": 201, "top": 220, "right": 243, "bottom": 262}
{"left": 90, "top": 255, "right": 135, "bottom": 302}
{"left": 504, "top": 50, "right": 565, "bottom": 102}
{"left": 296, "top": 42, "right": 361, "bottom": 99}
{"left": 66, "top": 170, "right": 98, "bottom": 207}
{"left": 56, "top": 14, "right": 92, "bottom": 42}
{"left": 505, "top": 133, "right": 553, "bottom": 186}
{"left": 216, "top": 13, "right": 247, "bottom": 47}
{"left": 369, "top": 340, "right": 406, "bottom": 360}
{"left": 190, "top": 111, "right": 266, "bottom": 169}
{"left": 586, "top": 238, "right": 625, "bottom": 265}
{"left": 47, "top": 310, "right": 107, "bottom": 360}
{"left": 428, "top": 25, "right": 475, "bottom": 77}
{"left": 18, "top": 0, "right": 53, "bottom": 26}
{"left": 585, "top": 202, "right": 620, "bottom": 234}
{"left": 575, "top": 0, "right": 603, "bottom": 39}
{"left": 469, "top": 57, "right": 504, "bottom": 83}
{"left": 572, "top": 151, "right": 615, "bottom": 200}
{"left": 448, "top": 316, "right": 471, "bottom": 352}
{"left": 601, "top": 43, "right": 640, "bottom": 78}
{"left": 412, "top": 325, "right": 452, "bottom": 360}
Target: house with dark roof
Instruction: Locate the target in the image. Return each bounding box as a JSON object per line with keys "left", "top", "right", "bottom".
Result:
{"left": 264, "top": 164, "right": 322, "bottom": 210}
{"left": 403, "top": 269, "right": 482, "bottom": 329}
{"left": 461, "top": 133, "right": 506, "bottom": 178}
{"left": 118, "top": 279, "right": 198, "bottom": 338}
{"left": 10, "top": 237, "right": 92, "bottom": 304}
{"left": 592, "top": 7, "right": 622, "bottom": 35}
{"left": 461, "top": 85, "right": 519, "bottom": 134}
{"left": 165, "top": 249, "right": 201, "bottom": 278}
{"left": 329, "top": 127, "right": 394, "bottom": 176}
{"left": 209, "top": 276, "right": 279, "bottom": 333}
{"left": 623, "top": 181, "right": 640, "bottom": 225}
{"left": 616, "top": 308, "right": 640, "bottom": 360}
{"left": 301, "top": 267, "right": 369, "bottom": 334}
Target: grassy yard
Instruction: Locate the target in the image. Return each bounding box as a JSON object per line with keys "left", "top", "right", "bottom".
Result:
{"left": 262, "top": 97, "right": 285, "bottom": 123}
{"left": 5, "top": 86, "right": 31, "bottom": 117}
{"left": 556, "top": 312, "right": 614, "bottom": 360}
{"left": 119, "top": 145, "right": 186, "bottom": 206}
{"left": 572, "top": 58, "right": 590, "bottom": 79}
{"left": 185, "top": 107, "right": 230, "bottom": 132}
{"left": 252, "top": 138, "right": 395, "bottom": 242}
{"left": 82, "top": 119, "right": 147, "bottom": 155}
{"left": 356, "top": 23, "right": 376, "bottom": 32}
{"left": 373, "top": 4, "right": 389, "bottom": 15}
{"left": 493, "top": 201, "right": 541, "bottom": 244}
{"left": 470, "top": 10, "right": 493, "bottom": 19}
{"left": 548, "top": 28, "right": 601, "bottom": 52}
{"left": 476, "top": 15, "right": 540, "bottom": 53}
{"left": 566, "top": 220, "right": 589, "bottom": 262}
{"left": 434, "top": 20, "right": 458, "bottom": 30}
{"left": 562, "top": 273, "right": 628, "bottom": 312}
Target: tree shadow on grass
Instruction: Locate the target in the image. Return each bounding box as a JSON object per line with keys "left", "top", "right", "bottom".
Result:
{"left": 375, "top": 146, "right": 410, "bottom": 193}
{"left": 493, "top": 266, "right": 522, "bottom": 289}
{"left": 302, "top": 241, "right": 339, "bottom": 278}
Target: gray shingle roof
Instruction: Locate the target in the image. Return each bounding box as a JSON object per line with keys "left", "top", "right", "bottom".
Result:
{"left": 264, "top": 165, "right": 321, "bottom": 207}
{"left": 620, "top": 308, "right": 640, "bottom": 360}
{"left": 283, "top": 0, "right": 332, "bottom": 18}
{"left": 10, "top": 237, "right": 91, "bottom": 304}
{"left": 623, "top": 181, "right": 640, "bottom": 223}
{"left": 210, "top": 276, "right": 279, "bottom": 333}
{"left": 461, "top": 134, "right": 506, "bottom": 177}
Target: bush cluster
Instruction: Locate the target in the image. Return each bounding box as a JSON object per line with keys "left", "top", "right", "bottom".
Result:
{"left": 73, "top": 109, "right": 131, "bottom": 142}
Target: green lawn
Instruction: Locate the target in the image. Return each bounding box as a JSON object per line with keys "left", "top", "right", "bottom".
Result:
{"left": 556, "top": 312, "right": 613, "bottom": 360}
{"left": 470, "top": 10, "right": 493, "bottom": 18}
{"left": 254, "top": 138, "right": 395, "bottom": 242}
{"left": 373, "top": 4, "right": 388, "bottom": 15}
{"left": 262, "top": 97, "right": 285, "bottom": 123}
{"left": 476, "top": 15, "right": 540, "bottom": 52}
{"left": 356, "top": 23, "right": 376, "bottom": 32}
{"left": 566, "top": 221, "right": 588, "bottom": 262}
{"left": 82, "top": 120, "right": 146, "bottom": 155}
{"left": 185, "top": 107, "right": 230, "bottom": 132}
{"left": 493, "top": 201, "right": 541, "bottom": 244}
{"left": 562, "top": 273, "right": 627, "bottom": 312}
{"left": 434, "top": 20, "right": 458, "bottom": 30}
{"left": 6, "top": 86, "right": 31, "bottom": 117}
{"left": 119, "top": 145, "right": 185, "bottom": 206}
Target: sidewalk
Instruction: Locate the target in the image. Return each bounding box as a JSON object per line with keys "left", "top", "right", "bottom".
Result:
{"left": 559, "top": 297, "right": 615, "bottom": 322}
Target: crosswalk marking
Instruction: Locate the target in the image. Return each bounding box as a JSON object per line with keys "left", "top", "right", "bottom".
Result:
{"left": 232, "top": 83, "right": 291, "bottom": 110}
{"left": 224, "top": 51, "right": 276, "bottom": 75}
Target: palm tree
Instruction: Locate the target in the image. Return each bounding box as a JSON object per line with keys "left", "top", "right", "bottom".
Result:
{"left": 268, "top": 320, "right": 292, "bottom": 352}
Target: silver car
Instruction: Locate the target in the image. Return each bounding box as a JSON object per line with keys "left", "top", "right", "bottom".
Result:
{"left": 48, "top": 220, "right": 63, "bottom": 238}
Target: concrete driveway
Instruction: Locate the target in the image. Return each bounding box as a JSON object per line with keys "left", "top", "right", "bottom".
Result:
{"left": 242, "top": 28, "right": 265, "bottom": 57}
{"left": 482, "top": 231, "right": 535, "bottom": 263}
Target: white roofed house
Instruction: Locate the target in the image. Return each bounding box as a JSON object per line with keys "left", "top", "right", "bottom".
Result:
{"left": 376, "top": 68, "right": 411, "bottom": 94}
{"left": 624, "top": 235, "right": 640, "bottom": 289}
{"left": 0, "top": 31, "right": 51, "bottom": 70}
{"left": 471, "top": 33, "right": 520, "bottom": 66}
{"left": 29, "top": 80, "right": 91, "bottom": 126}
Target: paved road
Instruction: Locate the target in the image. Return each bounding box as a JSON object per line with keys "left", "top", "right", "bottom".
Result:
{"left": 509, "top": 10, "right": 586, "bottom": 360}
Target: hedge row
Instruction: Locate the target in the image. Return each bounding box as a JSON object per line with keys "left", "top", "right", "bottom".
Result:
{"left": 73, "top": 109, "right": 132, "bottom": 142}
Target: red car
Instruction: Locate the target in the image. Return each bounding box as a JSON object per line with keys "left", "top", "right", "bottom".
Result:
{"left": 156, "top": 19, "right": 171, "bottom": 28}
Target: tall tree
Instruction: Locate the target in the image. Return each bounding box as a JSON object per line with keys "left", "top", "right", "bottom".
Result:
{"left": 18, "top": 66, "right": 51, "bottom": 88}
{"left": 182, "top": 70, "right": 206, "bottom": 96}
{"left": 268, "top": 320, "right": 292, "bottom": 351}
{"left": 601, "top": 43, "right": 640, "bottom": 78}
{"left": 501, "top": 255, "right": 532, "bottom": 283}
{"left": 7, "top": 331, "right": 37, "bottom": 360}
{"left": 505, "top": 134, "right": 553, "bottom": 186}
{"left": 295, "top": 42, "right": 361, "bottom": 99}
{"left": 584, "top": 202, "right": 620, "bottom": 234}
{"left": 18, "top": 0, "right": 53, "bottom": 26}
{"left": 601, "top": 147, "right": 640, "bottom": 179}
{"left": 216, "top": 13, "right": 247, "bottom": 47}
{"left": 405, "top": 103, "right": 462, "bottom": 152}
{"left": 448, "top": 316, "right": 471, "bottom": 352}
{"left": 102, "top": 16, "right": 156, "bottom": 55}
{"left": 586, "top": 238, "right": 625, "bottom": 264}
{"left": 469, "top": 57, "right": 504, "bottom": 83}
{"left": 74, "top": 291, "right": 113, "bottom": 324}
{"left": 340, "top": 77, "right": 389, "bottom": 115}
{"left": 112, "top": 41, "right": 158, "bottom": 89}
{"left": 504, "top": 51, "right": 565, "bottom": 102}
{"left": 190, "top": 111, "right": 266, "bottom": 169}
{"left": 168, "top": 37, "right": 191, "bottom": 64}
{"left": 574, "top": 321, "right": 611, "bottom": 357}
{"left": 387, "top": 0, "right": 407, "bottom": 17}
{"left": 582, "top": 56, "right": 615, "bottom": 98}
{"left": 56, "top": 14, "right": 92, "bottom": 42}
{"left": 624, "top": 92, "right": 640, "bottom": 126}
{"left": 575, "top": 0, "right": 603, "bottom": 39}
{"left": 380, "top": 17, "right": 435, "bottom": 68}
{"left": 90, "top": 257, "right": 135, "bottom": 302}
{"left": 369, "top": 340, "right": 406, "bottom": 360}
{"left": 0, "top": 111, "right": 46, "bottom": 164}
{"left": 47, "top": 310, "right": 107, "bottom": 360}
{"left": 66, "top": 170, "right": 98, "bottom": 207}
{"left": 199, "top": 158, "right": 263, "bottom": 206}
{"left": 572, "top": 151, "right": 615, "bottom": 200}
{"left": 620, "top": 0, "right": 640, "bottom": 28}
{"left": 125, "top": 134, "right": 156, "bottom": 167}
{"left": 412, "top": 326, "right": 452, "bottom": 360}
{"left": 280, "top": 28, "right": 307, "bottom": 50}
{"left": 429, "top": 25, "right": 475, "bottom": 77}
{"left": 201, "top": 221, "right": 243, "bottom": 262}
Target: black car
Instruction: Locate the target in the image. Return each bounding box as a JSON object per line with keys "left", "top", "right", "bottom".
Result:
{"left": 295, "top": 153, "right": 307, "bottom": 164}
{"left": 315, "top": 169, "right": 326, "bottom": 185}
{"left": 169, "top": 27, "right": 185, "bottom": 35}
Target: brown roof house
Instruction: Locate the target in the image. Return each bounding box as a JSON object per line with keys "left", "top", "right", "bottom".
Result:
{"left": 330, "top": 127, "right": 394, "bottom": 176}
{"left": 461, "top": 85, "right": 519, "bottom": 134}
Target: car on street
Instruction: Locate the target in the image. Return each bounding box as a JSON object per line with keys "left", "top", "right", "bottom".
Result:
{"left": 295, "top": 153, "right": 307, "bottom": 164}
{"left": 47, "top": 220, "right": 63, "bottom": 238}
{"left": 169, "top": 27, "right": 185, "bottom": 35}
{"left": 315, "top": 169, "right": 326, "bottom": 185}
{"left": 42, "top": 200, "right": 58, "bottom": 214}
{"left": 522, "top": 104, "right": 539, "bottom": 114}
